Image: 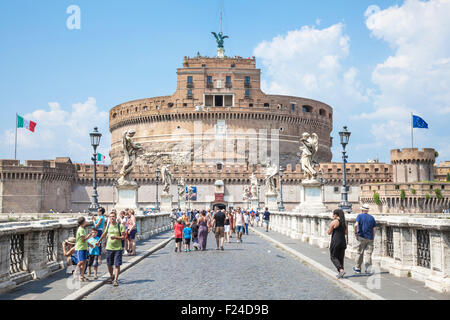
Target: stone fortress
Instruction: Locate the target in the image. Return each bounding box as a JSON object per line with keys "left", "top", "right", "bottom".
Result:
{"left": 0, "top": 42, "right": 449, "bottom": 214}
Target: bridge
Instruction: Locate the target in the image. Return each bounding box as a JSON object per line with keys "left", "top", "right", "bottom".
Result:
{"left": 0, "top": 211, "right": 449, "bottom": 300}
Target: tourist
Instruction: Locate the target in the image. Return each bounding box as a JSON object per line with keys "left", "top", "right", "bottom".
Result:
{"left": 191, "top": 219, "right": 199, "bottom": 250}
{"left": 87, "top": 228, "right": 100, "bottom": 279}
{"left": 117, "top": 210, "right": 128, "bottom": 253}
{"left": 74, "top": 216, "right": 94, "bottom": 282}
{"left": 328, "top": 209, "right": 348, "bottom": 279}
{"left": 353, "top": 204, "right": 377, "bottom": 275}
{"left": 183, "top": 222, "right": 193, "bottom": 252}
{"left": 255, "top": 210, "right": 260, "bottom": 227}
{"left": 94, "top": 207, "right": 106, "bottom": 264}
{"left": 262, "top": 207, "right": 270, "bottom": 232}
{"left": 249, "top": 209, "right": 255, "bottom": 227}
{"left": 174, "top": 218, "right": 184, "bottom": 253}
{"left": 229, "top": 209, "right": 235, "bottom": 238}
{"left": 96, "top": 211, "right": 125, "bottom": 287}
{"left": 62, "top": 237, "right": 77, "bottom": 273}
{"left": 235, "top": 210, "right": 245, "bottom": 243}
{"left": 198, "top": 211, "right": 209, "bottom": 251}
{"left": 127, "top": 209, "right": 137, "bottom": 256}
{"left": 243, "top": 211, "right": 250, "bottom": 235}
{"left": 213, "top": 209, "right": 226, "bottom": 250}
{"left": 224, "top": 212, "right": 231, "bottom": 243}
{"left": 182, "top": 211, "right": 189, "bottom": 226}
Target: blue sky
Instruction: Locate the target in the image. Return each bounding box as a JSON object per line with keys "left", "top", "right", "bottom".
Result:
{"left": 0, "top": 0, "right": 449, "bottom": 164}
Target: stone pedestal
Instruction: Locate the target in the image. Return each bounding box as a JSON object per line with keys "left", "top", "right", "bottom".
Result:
{"left": 115, "top": 184, "right": 139, "bottom": 211}
{"left": 265, "top": 193, "right": 278, "bottom": 211}
{"left": 298, "top": 179, "right": 328, "bottom": 215}
{"left": 160, "top": 194, "right": 174, "bottom": 212}
{"left": 250, "top": 198, "right": 259, "bottom": 211}
{"left": 217, "top": 48, "right": 225, "bottom": 58}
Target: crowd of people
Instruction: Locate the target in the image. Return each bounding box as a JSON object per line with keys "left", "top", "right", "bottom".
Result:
{"left": 62, "top": 207, "right": 139, "bottom": 287}
{"left": 170, "top": 207, "right": 272, "bottom": 252}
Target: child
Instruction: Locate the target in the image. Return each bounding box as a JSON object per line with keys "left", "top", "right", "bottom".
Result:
{"left": 191, "top": 219, "right": 199, "bottom": 251}
{"left": 183, "top": 222, "right": 193, "bottom": 252}
{"left": 87, "top": 228, "right": 100, "bottom": 279}
{"left": 62, "top": 237, "right": 77, "bottom": 274}
{"left": 75, "top": 216, "right": 93, "bottom": 282}
{"left": 174, "top": 218, "right": 184, "bottom": 253}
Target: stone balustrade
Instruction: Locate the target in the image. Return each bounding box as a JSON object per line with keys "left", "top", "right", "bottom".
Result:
{"left": 0, "top": 213, "right": 171, "bottom": 294}
{"left": 267, "top": 211, "right": 450, "bottom": 293}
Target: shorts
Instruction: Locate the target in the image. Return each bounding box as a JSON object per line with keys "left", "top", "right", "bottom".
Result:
{"left": 255, "top": 217, "right": 259, "bottom": 222}
{"left": 175, "top": 238, "right": 183, "bottom": 243}
{"left": 236, "top": 225, "right": 244, "bottom": 233}
{"left": 264, "top": 220, "right": 270, "bottom": 226}
{"left": 106, "top": 250, "right": 123, "bottom": 267}
{"left": 75, "top": 250, "right": 88, "bottom": 262}
{"left": 215, "top": 227, "right": 225, "bottom": 238}
{"left": 71, "top": 255, "right": 78, "bottom": 265}
{"left": 88, "top": 255, "right": 99, "bottom": 267}
{"left": 224, "top": 225, "right": 230, "bottom": 233}
{"left": 184, "top": 238, "right": 191, "bottom": 245}
{"left": 129, "top": 229, "right": 137, "bottom": 240}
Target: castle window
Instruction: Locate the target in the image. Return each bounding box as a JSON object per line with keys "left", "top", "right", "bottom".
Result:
{"left": 112, "top": 113, "right": 117, "bottom": 119}
{"left": 334, "top": 186, "right": 339, "bottom": 192}
{"left": 249, "top": 103, "right": 253, "bottom": 107}
{"left": 207, "top": 76, "right": 213, "bottom": 84}
{"left": 244, "top": 76, "right": 251, "bottom": 88}
{"left": 319, "top": 109, "right": 326, "bottom": 116}
{"left": 395, "top": 185, "right": 400, "bottom": 190}
{"left": 264, "top": 103, "right": 269, "bottom": 108}
{"left": 279, "top": 127, "right": 284, "bottom": 132}
{"left": 202, "top": 64, "right": 206, "bottom": 68}
{"left": 187, "top": 76, "right": 193, "bottom": 84}
{"left": 183, "top": 103, "right": 187, "bottom": 107}
{"left": 291, "top": 104, "right": 296, "bottom": 111}
{"left": 187, "top": 89, "right": 193, "bottom": 97}
{"left": 302, "top": 105, "right": 312, "bottom": 113}
{"left": 168, "top": 103, "right": 174, "bottom": 108}
{"left": 244, "top": 89, "right": 250, "bottom": 97}
{"left": 217, "top": 163, "right": 223, "bottom": 171}
{"left": 143, "top": 106, "right": 147, "bottom": 111}
{"left": 215, "top": 95, "right": 223, "bottom": 107}
{"left": 226, "top": 76, "right": 231, "bottom": 84}
{"left": 231, "top": 64, "right": 235, "bottom": 68}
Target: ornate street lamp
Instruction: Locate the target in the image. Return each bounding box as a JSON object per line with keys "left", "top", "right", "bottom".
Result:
{"left": 257, "top": 183, "right": 261, "bottom": 212}
{"left": 89, "top": 127, "right": 102, "bottom": 213}
{"left": 278, "top": 166, "right": 285, "bottom": 211}
{"left": 155, "top": 168, "right": 160, "bottom": 212}
{"left": 338, "top": 126, "right": 352, "bottom": 213}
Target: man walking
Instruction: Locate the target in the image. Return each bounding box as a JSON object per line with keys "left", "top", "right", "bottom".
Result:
{"left": 235, "top": 210, "right": 245, "bottom": 243}
{"left": 353, "top": 204, "right": 377, "bottom": 275}
{"left": 213, "top": 209, "right": 226, "bottom": 250}
{"left": 262, "top": 207, "right": 270, "bottom": 232}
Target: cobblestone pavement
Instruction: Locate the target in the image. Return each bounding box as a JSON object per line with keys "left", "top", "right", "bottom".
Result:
{"left": 87, "top": 231, "right": 359, "bottom": 300}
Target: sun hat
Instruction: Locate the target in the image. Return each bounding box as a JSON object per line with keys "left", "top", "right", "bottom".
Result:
{"left": 66, "top": 237, "right": 76, "bottom": 245}
{"left": 360, "top": 204, "right": 370, "bottom": 211}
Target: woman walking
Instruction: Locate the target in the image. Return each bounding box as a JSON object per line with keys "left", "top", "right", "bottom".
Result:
{"left": 224, "top": 212, "right": 231, "bottom": 243}
{"left": 198, "top": 211, "right": 209, "bottom": 251}
{"left": 328, "top": 209, "right": 348, "bottom": 279}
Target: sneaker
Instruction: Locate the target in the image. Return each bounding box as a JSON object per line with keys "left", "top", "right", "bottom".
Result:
{"left": 240, "top": 239, "right": 243, "bottom": 243}
{"left": 174, "top": 248, "right": 177, "bottom": 253}
{"left": 216, "top": 248, "right": 220, "bottom": 251}
{"left": 365, "top": 268, "right": 373, "bottom": 275}
{"left": 221, "top": 247, "right": 224, "bottom": 251}
{"left": 352, "top": 267, "right": 361, "bottom": 274}
{"left": 337, "top": 271, "right": 346, "bottom": 279}
{"left": 184, "top": 249, "right": 187, "bottom": 252}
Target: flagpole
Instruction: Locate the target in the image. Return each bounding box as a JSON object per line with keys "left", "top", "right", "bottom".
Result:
{"left": 15, "top": 113, "right": 18, "bottom": 160}
{"left": 411, "top": 112, "right": 414, "bottom": 148}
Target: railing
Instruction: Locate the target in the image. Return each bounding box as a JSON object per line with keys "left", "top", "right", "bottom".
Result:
{"left": 10, "top": 234, "right": 25, "bottom": 274}
{"left": 0, "top": 213, "right": 171, "bottom": 293}
{"left": 266, "top": 210, "right": 450, "bottom": 293}
{"left": 417, "top": 230, "right": 431, "bottom": 269}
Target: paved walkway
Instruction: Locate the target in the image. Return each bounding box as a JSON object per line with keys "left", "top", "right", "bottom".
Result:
{"left": 86, "top": 231, "right": 359, "bottom": 300}
{"left": 0, "top": 231, "right": 173, "bottom": 300}
{"left": 251, "top": 226, "right": 449, "bottom": 300}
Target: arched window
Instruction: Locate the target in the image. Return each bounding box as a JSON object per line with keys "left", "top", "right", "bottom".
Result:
{"left": 319, "top": 109, "right": 326, "bottom": 116}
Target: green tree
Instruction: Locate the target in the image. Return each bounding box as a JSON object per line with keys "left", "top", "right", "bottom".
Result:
{"left": 411, "top": 188, "right": 416, "bottom": 195}
{"left": 373, "top": 193, "right": 381, "bottom": 206}
{"left": 400, "top": 189, "right": 406, "bottom": 200}
{"left": 426, "top": 193, "right": 431, "bottom": 200}
{"left": 446, "top": 173, "right": 450, "bottom": 182}
{"left": 435, "top": 188, "right": 443, "bottom": 200}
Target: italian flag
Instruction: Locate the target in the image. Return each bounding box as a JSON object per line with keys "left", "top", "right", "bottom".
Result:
{"left": 17, "top": 115, "right": 37, "bottom": 132}
{"left": 97, "top": 153, "right": 106, "bottom": 163}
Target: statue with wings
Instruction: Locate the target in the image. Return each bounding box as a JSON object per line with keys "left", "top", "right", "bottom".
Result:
{"left": 118, "top": 129, "right": 142, "bottom": 186}
{"left": 299, "top": 132, "right": 319, "bottom": 181}
{"left": 264, "top": 161, "right": 279, "bottom": 195}
{"left": 211, "top": 31, "right": 229, "bottom": 49}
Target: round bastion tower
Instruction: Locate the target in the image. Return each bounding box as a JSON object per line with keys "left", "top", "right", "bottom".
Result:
{"left": 109, "top": 55, "right": 333, "bottom": 169}
{"left": 391, "top": 148, "right": 436, "bottom": 183}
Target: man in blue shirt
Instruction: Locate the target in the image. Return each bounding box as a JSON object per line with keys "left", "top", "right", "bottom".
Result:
{"left": 262, "top": 208, "right": 270, "bottom": 232}
{"left": 353, "top": 204, "right": 377, "bottom": 275}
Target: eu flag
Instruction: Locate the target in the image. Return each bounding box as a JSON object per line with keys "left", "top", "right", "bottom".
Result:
{"left": 413, "top": 115, "right": 428, "bottom": 129}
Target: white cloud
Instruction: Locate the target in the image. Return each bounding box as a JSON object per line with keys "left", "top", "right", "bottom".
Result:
{"left": 1, "top": 98, "right": 110, "bottom": 162}
{"left": 362, "top": 0, "right": 450, "bottom": 150}
{"left": 253, "top": 23, "right": 368, "bottom": 109}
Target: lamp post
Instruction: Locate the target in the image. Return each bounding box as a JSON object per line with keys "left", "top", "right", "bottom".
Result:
{"left": 155, "top": 168, "right": 160, "bottom": 212}
{"left": 338, "top": 126, "right": 352, "bottom": 213}
{"left": 278, "top": 166, "right": 285, "bottom": 211}
{"left": 256, "top": 183, "right": 261, "bottom": 212}
{"left": 89, "top": 127, "right": 102, "bottom": 213}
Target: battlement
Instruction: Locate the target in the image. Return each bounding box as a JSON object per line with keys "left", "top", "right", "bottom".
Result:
{"left": 391, "top": 148, "right": 436, "bottom": 163}
{"left": 0, "top": 158, "right": 75, "bottom": 181}
{"left": 182, "top": 55, "right": 256, "bottom": 69}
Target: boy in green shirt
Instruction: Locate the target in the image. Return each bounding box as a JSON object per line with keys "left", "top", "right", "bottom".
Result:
{"left": 97, "top": 211, "right": 125, "bottom": 287}
{"left": 75, "top": 216, "right": 94, "bottom": 282}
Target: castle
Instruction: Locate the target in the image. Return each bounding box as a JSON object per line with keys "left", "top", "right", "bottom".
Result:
{"left": 1, "top": 53, "right": 449, "bottom": 213}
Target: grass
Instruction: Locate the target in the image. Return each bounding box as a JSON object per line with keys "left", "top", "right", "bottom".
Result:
{"left": 8, "top": 217, "right": 17, "bottom": 222}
